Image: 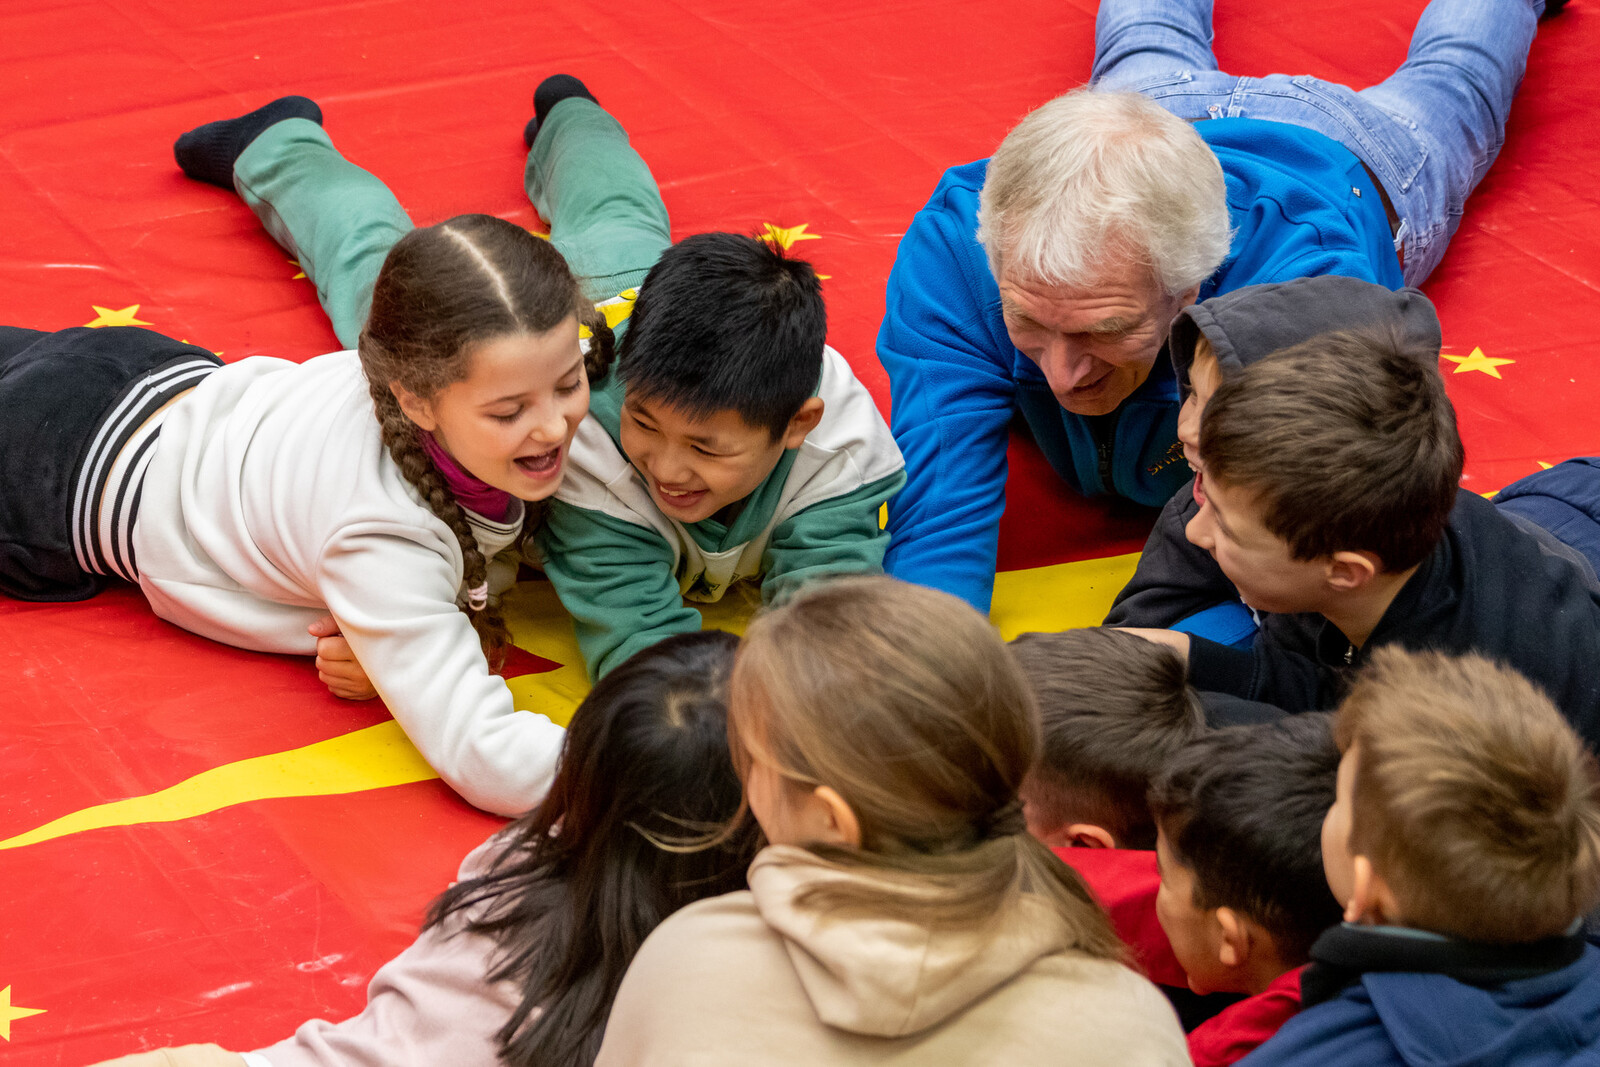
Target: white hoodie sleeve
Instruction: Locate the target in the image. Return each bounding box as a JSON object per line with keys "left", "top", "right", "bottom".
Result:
{"left": 316, "top": 520, "right": 564, "bottom": 816}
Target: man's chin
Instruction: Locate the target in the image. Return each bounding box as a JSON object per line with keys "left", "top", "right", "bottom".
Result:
{"left": 1054, "top": 376, "right": 1139, "bottom": 416}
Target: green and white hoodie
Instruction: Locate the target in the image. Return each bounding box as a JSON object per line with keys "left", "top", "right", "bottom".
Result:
{"left": 537, "top": 346, "right": 906, "bottom": 680}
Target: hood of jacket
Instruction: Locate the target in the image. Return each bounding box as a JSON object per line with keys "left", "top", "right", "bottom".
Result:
{"left": 746, "top": 845, "right": 1077, "bottom": 1038}
{"left": 1167, "top": 274, "right": 1441, "bottom": 392}
{"left": 1360, "top": 947, "right": 1600, "bottom": 1067}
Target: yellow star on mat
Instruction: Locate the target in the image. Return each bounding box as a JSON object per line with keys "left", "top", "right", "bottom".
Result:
{"left": 0, "top": 986, "right": 46, "bottom": 1041}
{"left": 1538, "top": 460, "right": 1555, "bottom": 470}
{"left": 759, "top": 223, "right": 820, "bottom": 250}
{"left": 84, "top": 304, "right": 152, "bottom": 329}
{"left": 1441, "top": 346, "right": 1514, "bottom": 379}
{"left": 288, "top": 258, "right": 306, "bottom": 280}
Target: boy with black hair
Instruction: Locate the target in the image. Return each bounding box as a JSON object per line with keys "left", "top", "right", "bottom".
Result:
{"left": 1010, "top": 627, "right": 1206, "bottom": 851}
{"left": 1148, "top": 714, "right": 1343, "bottom": 1066}
{"left": 538, "top": 232, "right": 905, "bottom": 679}
{"left": 1133, "top": 327, "right": 1600, "bottom": 746}
{"left": 1248, "top": 647, "right": 1600, "bottom": 1066}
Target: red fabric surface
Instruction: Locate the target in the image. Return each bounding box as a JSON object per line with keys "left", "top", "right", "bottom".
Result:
{"left": 1, "top": 1, "right": 1597, "bottom": 1062}
{"left": 1187, "top": 965, "right": 1305, "bottom": 1067}
{"left": 1053, "top": 845, "right": 1189, "bottom": 989}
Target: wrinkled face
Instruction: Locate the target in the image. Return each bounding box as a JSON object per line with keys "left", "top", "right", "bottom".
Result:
{"left": 999, "top": 258, "right": 1196, "bottom": 417}
{"left": 1154, "top": 828, "right": 1233, "bottom": 995}
{"left": 401, "top": 319, "right": 588, "bottom": 501}
{"left": 1184, "top": 471, "right": 1328, "bottom": 616}
{"left": 1322, "top": 744, "right": 1359, "bottom": 911}
{"left": 1176, "top": 340, "right": 1222, "bottom": 472}
{"left": 619, "top": 395, "right": 791, "bottom": 524}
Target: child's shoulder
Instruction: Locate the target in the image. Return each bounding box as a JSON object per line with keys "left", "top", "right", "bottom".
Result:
{"left": 795, "top": 346, "right": 903, "bottom": 479}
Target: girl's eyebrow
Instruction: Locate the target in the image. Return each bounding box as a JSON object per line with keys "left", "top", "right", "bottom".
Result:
{"left": 483, "top": 358, "right": 585, "bottom": 406}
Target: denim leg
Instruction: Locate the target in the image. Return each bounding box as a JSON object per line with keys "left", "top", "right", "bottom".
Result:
{"left": 233, "top": 119, "right": 414, "bottom": 349}
{"left": 1357, "top": 0, "right": 1541, "bottom": 282}
{"left": 1091, "top": 0, "right": 1220, "bottom": 88}
{"left": 525, "top": 99, "right": 671, "bottom": 308}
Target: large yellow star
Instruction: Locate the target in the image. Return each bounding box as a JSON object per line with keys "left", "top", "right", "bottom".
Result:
{"left": 1441, "top": 346, "right": 1514, "bottom": 379}
{"left": 759, "top": 223, "right": 820, "bottom": 251}
{"left": 84, "top": 304, "right": 153, "bottom": 329}
{"left": 0, "top": 986, "right": 46, "bottom": 1041}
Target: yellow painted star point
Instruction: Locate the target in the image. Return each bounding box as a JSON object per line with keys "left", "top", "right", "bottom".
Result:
{"left": 759, "top": 223, "right": 820, "bottom": 250}
{"left": 0, "top": 985, "right": 46, "bottom": 1041}
{"left": 1441, "top": 346, "right": 1514, "bottom": 379}
{"left": 287, "top": 258, "right": 306, "bottom": 280}
{"left": 84, "top": 304, "right": 152, "bottom": 329}
{"left": 1538, "top": 461, "right": 1555, "bottom": 470}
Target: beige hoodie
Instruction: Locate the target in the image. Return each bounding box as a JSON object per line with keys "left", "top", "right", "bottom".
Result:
{"left": 596, "top": 845, "right": 1191, "bottom": 1065}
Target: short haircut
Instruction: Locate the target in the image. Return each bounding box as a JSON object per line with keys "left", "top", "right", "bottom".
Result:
{"left": 1009, "top": 628, "right": 1205, "bottom": 849}
{"left": 977, "top": 88, "right": 1231, "bottom": 296}
{"left": 1336, "top": 647, "right": 1600, "bottom": 942}
{"left": 617, "top": 232, "right": 826, "bottom": 438}
{"left": 1150, "top": 714, "right": 1344, "bottom": 963}
{"left": 1200, "top": 326, "right": 1463, "bottom": 571}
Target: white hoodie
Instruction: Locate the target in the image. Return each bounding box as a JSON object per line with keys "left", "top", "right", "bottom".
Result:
{"left": 597, "top": 845, "right": 1192, "bottom": 1065}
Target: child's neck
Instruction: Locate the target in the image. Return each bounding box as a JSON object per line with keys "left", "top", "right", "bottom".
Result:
{"left": 1321, "top": 563, "right": 1420, "bottom": 650}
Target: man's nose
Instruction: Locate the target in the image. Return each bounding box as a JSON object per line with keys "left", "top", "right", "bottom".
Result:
{"left": 1040, "top": 334, "right": 1098, "bottom": 391}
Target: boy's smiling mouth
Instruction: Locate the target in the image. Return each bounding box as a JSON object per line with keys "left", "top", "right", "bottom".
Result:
{"left": 652, "top": 482, "right": 709, "bottom": 511}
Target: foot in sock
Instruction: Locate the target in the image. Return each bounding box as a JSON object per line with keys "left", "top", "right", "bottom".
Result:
{"left": 523, "top": 75, "right": 598, "bottom": 148}
{"left": 174, "top": 96, "right": 323, "bottom": 188}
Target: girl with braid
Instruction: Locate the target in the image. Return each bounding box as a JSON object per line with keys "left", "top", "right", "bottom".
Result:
{"left": 0, "top": 213, "right": 609, "bottom": 815}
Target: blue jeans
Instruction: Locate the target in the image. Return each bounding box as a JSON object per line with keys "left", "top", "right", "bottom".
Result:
{"left": 1091, "top": 0, "right": 1543, "bottom": 286}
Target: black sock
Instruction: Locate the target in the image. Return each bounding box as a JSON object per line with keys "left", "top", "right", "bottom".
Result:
{"left": 174, "top": 96, "right": 323, "bottom": 188}
{"left": 523, "top": 75, "right": 598, "bottom": 149}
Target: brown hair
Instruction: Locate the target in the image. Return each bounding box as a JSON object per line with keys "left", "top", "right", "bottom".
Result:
{"left": 359, "top": 214, "right": 614, "bottom": 663}
{"left": 729, "top": 576, "right": 1123, "bottom": 958}
{"left": 1199, "top": 327, "right": 1462, "bottom": 572}
{"left": 1009, "top": 627, "right": 1204, "bottom": 848}
{"left": 1336, "top": 647, "right": 1600, "bottom": 942}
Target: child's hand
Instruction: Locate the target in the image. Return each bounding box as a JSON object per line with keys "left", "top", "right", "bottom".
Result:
{"left": 308, "top": 614, "right": 378, "bottom": 700}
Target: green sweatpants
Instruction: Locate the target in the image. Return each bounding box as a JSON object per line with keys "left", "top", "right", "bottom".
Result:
{"left": 232, "top": 99, "right": 671, "bottom": 348}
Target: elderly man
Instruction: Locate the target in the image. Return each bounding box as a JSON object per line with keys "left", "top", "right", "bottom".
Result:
{"left": 880, "top": 0, "right": 1552, "bottom": 612}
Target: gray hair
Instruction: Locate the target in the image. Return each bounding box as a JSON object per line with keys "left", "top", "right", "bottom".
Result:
{"left": 976, "top": 89, "right": 1232, "bottom": 296}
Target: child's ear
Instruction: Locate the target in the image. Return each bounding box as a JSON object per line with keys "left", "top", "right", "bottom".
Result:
{"left": 780, "top": 397, "right": 825, "bottom": 449}
{"left": 1325, "top": 551, "right": 1380, "bottom": 593}
{"left": 811, "top": 785, "right": 862, "bottom": 848}
{"left": 1347, "top": 854, "right": 1402, "bottom": 925}
{"left": 1064, "top": 823, "right": 1118, "bottom": 849}
{"left": 1215, "top": 907, "right": 1248, "bottom": 968}
{"left": 390, "top": 382, "right": 438, "bottom": 433}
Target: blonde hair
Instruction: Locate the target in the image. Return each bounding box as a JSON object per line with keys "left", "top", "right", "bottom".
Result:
{"left": 1336, "top": 647, "right": 1600, "bottom": 942}
{"left": 729, "top": 576, "right": 1123, "bottom": 958}
{"left": 976, "top": 88, "right": 1230, "bottom": 295}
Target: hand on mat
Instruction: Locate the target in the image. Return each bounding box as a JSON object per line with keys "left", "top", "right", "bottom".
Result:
{"left": 309, "top": 613, "right": 378, "bottom": 701}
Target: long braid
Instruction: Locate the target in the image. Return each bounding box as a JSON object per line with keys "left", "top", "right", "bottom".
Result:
{"left": 359, "top": 214, "right": 595, "bottom": 670}
{"left": 367, "top": 373, "right": 513, "bottom": 668}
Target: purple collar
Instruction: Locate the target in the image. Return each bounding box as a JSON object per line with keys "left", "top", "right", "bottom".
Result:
{"left": 419, "top": 432, "right": 516, "bottom": 523}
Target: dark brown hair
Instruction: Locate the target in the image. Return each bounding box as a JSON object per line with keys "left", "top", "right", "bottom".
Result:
{"left": 1336, "top": 647, "right": 1600, "bottom": 942}
{"left": 1149, "top": 714, "right": 1343, "bottom": 963}
{"left": 1009, "top": 627, "right": 1204, "bottom": 848}
{"left": 359, "top": 215, "right": 614, "bottom": 661}
{"left": 428, "top": 630, "right": 761, "bottom": 1067}
{"left": 1199, "top": 327, "right": 1462, "bottom": 572}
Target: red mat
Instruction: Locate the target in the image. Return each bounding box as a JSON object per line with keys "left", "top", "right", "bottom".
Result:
{"left": 2, "top": 1, "right": 1596, "bottom": 1061}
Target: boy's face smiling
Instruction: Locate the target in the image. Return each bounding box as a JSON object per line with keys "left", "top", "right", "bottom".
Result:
{"left": 1184, "top": 471, "right": 1329, "bottom": 616}
{"left": 620, "top": 394, "right": 821, "bottom": 524}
